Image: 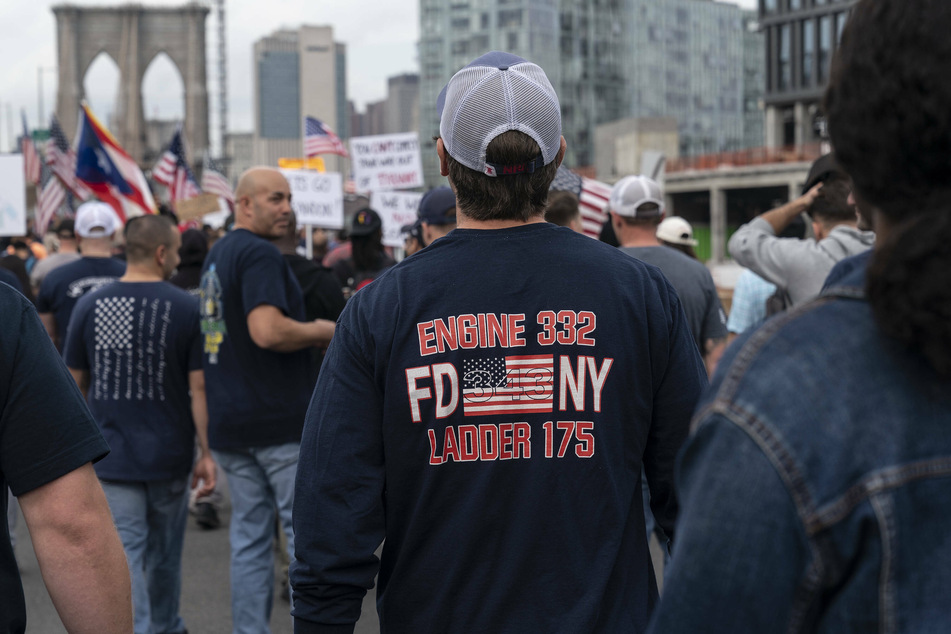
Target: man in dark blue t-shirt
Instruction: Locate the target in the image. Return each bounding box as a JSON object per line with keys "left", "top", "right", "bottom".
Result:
{"left": 1, "top": 283, "right": 132, "bottom": 633}
{"left": 199, "top": 166, "right": 335, "bottom": 632}
{"left": 37, "top": 201, "right": 125, "bottom": 351}
{"left": 291, "top": 52, "right": 707, "bottom": 634}
{"left": 65, "top": 214, "right": 216, "bottom": 634}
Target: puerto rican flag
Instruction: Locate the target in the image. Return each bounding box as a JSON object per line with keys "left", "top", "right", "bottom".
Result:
{"left": 462, "top": 355, "right": 554, "bottom": 417}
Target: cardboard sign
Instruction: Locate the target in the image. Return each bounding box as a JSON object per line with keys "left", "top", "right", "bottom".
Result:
{"left": 370, "top": 191, "right": 423, "bottom": 247}
{"left": 176, "top": 193, "right": 221, "bottom": 221}
{"left": 350, "top": 133, "right": 423, "bottom": 192}
{"left": 0, "top": 155, "right": 26, "bottom": 237}
{"left": 281, "top": 170, "right": 343, "bottom": 229}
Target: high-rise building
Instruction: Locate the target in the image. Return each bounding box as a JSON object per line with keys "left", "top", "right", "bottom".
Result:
{"left": 760, "top": 0, "right": 856, "bottom": 149}
{"left": 384, "top": 73, "right": 420, "bottom": 135}
{"left": 252, "top": 26, "right": 348, "bottom": 174}
{"left": 418, "top": 0, "right": 764, "bottom": 186}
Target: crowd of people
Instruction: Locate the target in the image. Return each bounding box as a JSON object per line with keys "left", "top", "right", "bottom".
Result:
{"left": 2, "top": 0, "right": 950, "bottom": 631}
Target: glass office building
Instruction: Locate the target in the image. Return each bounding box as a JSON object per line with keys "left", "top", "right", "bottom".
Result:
{"left": 419, "top": 0, "right": 763, "bottom": 185}
{"left": 759, "top": 0, "right": 856, "bottom": 148}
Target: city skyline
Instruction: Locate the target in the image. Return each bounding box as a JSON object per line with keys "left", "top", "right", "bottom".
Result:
{"left": 0, "top": 0, "right": 756, "bottom": 151}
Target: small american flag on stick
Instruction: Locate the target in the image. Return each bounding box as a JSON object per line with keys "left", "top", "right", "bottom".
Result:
{"left": 550, "top": 166, "right": 612, "bottom": 238}
{"left": 304, "top": 116, "right": 349, "bottom": 158}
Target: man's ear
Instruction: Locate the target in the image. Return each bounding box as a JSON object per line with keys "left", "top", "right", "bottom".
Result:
{"left": 437, "top": 138, "right": 449, "bottom": 177}
{"left": 555, "top": 136, "right": 567, "bottom": 169}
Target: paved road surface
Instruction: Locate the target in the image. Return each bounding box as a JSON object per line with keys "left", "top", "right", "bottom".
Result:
{"left": 14, "top": 493, "right": 380, "bottom": 633}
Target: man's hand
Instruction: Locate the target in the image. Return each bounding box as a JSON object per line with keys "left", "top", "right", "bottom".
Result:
{"left": 191, "top": 454, "right": 217, "bottom": 499}
{"left": 762, "top": 182, "right": 824, "bottom": 234}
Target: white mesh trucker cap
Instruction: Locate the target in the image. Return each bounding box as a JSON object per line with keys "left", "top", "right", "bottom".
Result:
{"left": 437, "top": 51, "right": 562, "bottom": 178}
{"left": 609, "top": 175, "right": 666, "bottom": 218}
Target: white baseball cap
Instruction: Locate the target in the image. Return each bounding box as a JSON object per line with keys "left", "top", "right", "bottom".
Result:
{"left": 75, "top": 201, "right": 122, "bottom": 238}
{"left": 609, "top": 175, "right": 665, "bottom": 218}
{"left": 657, "top": 216, "right": 699, "bottom": 246}
{"left": 437, "top": 51, "right": 562, "bottom": 178}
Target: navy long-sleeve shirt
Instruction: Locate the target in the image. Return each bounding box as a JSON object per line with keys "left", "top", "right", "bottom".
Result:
{"left": 292, "top": 222, "right": 707, "bottom": 633}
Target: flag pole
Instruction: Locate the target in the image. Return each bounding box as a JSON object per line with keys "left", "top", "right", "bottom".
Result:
{"left": 302, "top": 115, "right": 313, "bottom": 261}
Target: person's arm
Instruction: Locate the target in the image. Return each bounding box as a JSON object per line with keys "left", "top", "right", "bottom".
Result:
{"left": 645, "top": 283, "right": 709, "bottom": 543}
{"left": 18, "top": 462, "right": 133, "bottom": 634}
{"left": 760, "top": 183, "right": 822, "bottom": 234}
{"left": 39, "top": 312, "right": 57, "bottom": 345}
{"left": 188, "top": 369, "right": 216, "bottom": 498}
{"left": 246, "top": 304, "right": 335, "bottom": 352}
{"left": 292, "top": 323, "right": 384, "bottom": 633}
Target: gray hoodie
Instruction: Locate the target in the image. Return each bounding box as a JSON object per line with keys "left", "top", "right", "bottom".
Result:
{"left": 728, "top": 216, "right": 875, "bottom": 306}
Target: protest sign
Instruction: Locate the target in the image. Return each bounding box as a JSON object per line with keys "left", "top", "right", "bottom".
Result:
{"left": 281, "top": 170, "right": 343, "bottom": 229}
{"left": 0, "top": 155, "right": 26, "bottom": 237}
{"left": 370, "top": 191, "right": 423, "bottom": 247}
{"left": 350, "top": 133, "right": 423, "bottom": 192}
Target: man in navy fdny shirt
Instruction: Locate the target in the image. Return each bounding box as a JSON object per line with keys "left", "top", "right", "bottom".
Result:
{"left": 291, "top": 51, "right": 707, "bottom": 633}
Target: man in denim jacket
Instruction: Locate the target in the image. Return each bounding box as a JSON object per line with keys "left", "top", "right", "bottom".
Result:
{"left": 649, "top": 1, "right": 951, "bottom": 631}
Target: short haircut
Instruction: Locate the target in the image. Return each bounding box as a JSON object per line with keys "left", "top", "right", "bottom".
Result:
{"left": 124, "top": 214, "right": 177, "bottom": 263}
{"left": 808, "top": 179, "right": 855, "bottom": 224}
{"left": 446, "top": 130, "right": 558, "bottom": 223}
{"left": 545, "top": 191, "right": 581, "bottom": 227}
{"left": 616, "top": 204, "right": 662, "bottom": 227}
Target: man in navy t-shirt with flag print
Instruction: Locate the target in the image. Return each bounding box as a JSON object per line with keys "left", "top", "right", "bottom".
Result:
{"left": 65, "top": 214, "right": 216, "bottom": 634}
{"left": 291, "top": 51, "right": 707, "bottom": 633}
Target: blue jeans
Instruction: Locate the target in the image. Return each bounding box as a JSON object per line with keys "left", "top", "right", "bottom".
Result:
{"left": 102, "top": 477, "right": 190, "bottom": 634}
{"left": 214, "top": 442, "right": 298, "bottom": 634}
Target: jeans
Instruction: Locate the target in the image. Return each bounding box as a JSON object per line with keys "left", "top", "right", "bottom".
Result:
{"left": 214, "top": 442, "right": 298, "bottom": 634}
{"left": 102, "top": 477, "right": 190, "bottom": 634}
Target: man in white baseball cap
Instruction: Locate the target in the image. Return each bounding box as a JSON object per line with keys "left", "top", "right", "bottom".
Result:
{"left": 610, "top": 175, "right": 727, "bottom": 373}
{"left": 36, "top": 201, "right": 126, "bottom": 351}
{"left": 292, "top": 51, "right": 706, "bottom": 633}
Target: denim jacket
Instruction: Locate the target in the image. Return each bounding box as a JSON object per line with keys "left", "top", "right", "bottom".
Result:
{"left": 648, "top": 261, "right": 951, "bottom": 633}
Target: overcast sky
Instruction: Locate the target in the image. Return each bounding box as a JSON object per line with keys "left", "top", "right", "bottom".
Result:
{"left": 0, "top": 0, "right": 756, "bottom": 151}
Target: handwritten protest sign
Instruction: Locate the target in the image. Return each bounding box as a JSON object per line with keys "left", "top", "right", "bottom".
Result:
{"left": 281, "top": 170, "right": 344, "bottom": 229}
{"left": 0, "top": 155, "right": 26, "bottom": 237}
{"left": 370, "top": 191, "right": 423, "bottom": 247}
{"left": 350, "top": 133, "right": 423, "bottom": 192}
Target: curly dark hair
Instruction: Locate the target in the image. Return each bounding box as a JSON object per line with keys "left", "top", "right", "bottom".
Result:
{"left": 824, "top": 0, "right": 951, "bottom": 375}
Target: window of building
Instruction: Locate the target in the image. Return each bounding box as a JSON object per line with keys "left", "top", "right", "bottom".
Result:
{"left": 788, "top": 0, "right": 801, "bottom": 10}
{"left": 779, "top": 24, "right": 791, "bottom": 91}
{"left": 498, "top": 9, "right": 523, "bottom": 29}
{"left": 763, "top": 0, "right": 778, "bottom": 15}
{"left": 508, "top": 31, "right": 519, "bottom": 50}
{"left": 818, "top": 14, "right": 833, "bottom": 83}
{"left": 836, "top": 11, "right": 849, "bottom": 41}
{"left": 802, "top": 18, "right": 814, "bottom": 86}
{"left": 450, "top": 17, "right": 470, "bottom": 30}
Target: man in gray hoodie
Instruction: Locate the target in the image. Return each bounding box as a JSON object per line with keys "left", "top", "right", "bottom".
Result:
{"left": 728, "top": 177, "right": 874, "bottom": 307}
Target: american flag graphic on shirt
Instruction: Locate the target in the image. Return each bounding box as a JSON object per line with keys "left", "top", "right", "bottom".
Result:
{"left": 462, "top": 355, "right": 554, "bottom": 416}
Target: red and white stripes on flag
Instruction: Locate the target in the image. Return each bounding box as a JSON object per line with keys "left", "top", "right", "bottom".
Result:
{"left": 45, "top": 114, "right": 92, "bottom": 200}
{"left": 462, "top": 354, "right": 554, "bottom": 417}
{"left": 577, "top": 178, "right": 612, "bottom": 238}
{"left": 200, "top": 154, "right": 234, "bottom": 205}
{"left": 21, "top": 112, "right": 41, "bottom": 186}
{"left": 36, "top": 164, "right": 67, "bottom": 235}
{"left": 304, "top": 116, "right": 349, "bottom": 158}
{"left": 549, "top": 166, "right": 611, "bottom": 239}
{"left": 152, "top": 128, "right": 201, "bottom": 206}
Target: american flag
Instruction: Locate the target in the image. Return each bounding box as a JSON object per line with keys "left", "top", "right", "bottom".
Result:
{"left": 462, "top": 355, "right": 554, "bottom": 417}
{"left": 36, "top": 162, "right": 67, "bottom": 236}
{"left": 45, "top": 114, "right": 91, "bottom": 199}
{"left": 20, "top": 112, "right": 41, "bottom": 185}
{"left": 201, "top": 154, "right": 234, "bottom": 205}
{"left": 152, "top": 128, "right": 201, "bottom": 206}
{"left": 304, "top": 116, "right": 349, "bottom": 158}
{"left": 550, "top": 166, "right": 612, "bottom": 238}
